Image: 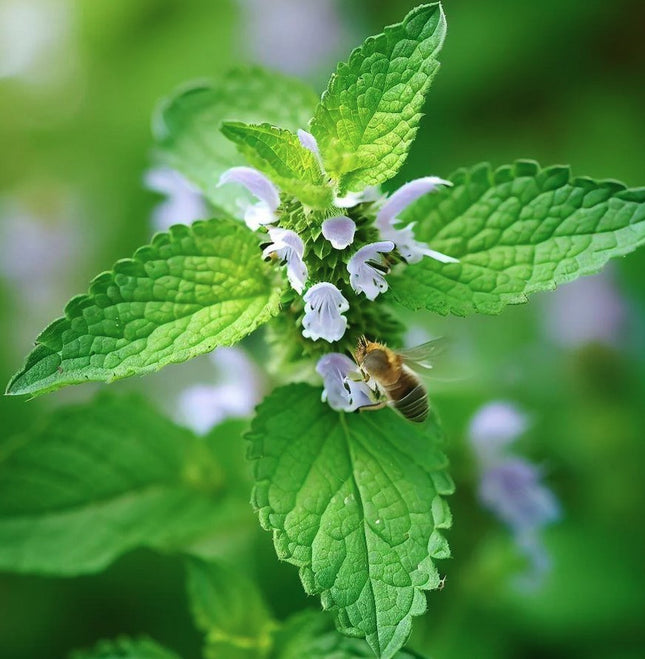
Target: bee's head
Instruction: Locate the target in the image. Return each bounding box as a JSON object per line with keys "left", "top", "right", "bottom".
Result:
{"left": 355, "top": 335, "right": 370, "bottom": 364}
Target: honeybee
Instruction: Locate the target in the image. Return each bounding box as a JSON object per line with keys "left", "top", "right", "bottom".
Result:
{"left": 354, "top": 335, "right": 447, "bottom": 423}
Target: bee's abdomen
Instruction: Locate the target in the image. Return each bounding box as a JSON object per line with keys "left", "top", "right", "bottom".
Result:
{"left": 393, "top": 385, "right": 429, "bottom": 423}
{"left": 385, "top": 370, "right": 428, "bottom": 423}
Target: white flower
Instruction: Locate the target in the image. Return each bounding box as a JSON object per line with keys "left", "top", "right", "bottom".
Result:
{"left": 335, "top": 186, "right": 381, "bottom": 209}
{"left": 218, "top": 166, "right": 280, "bottom": 230}
{"left": 297, "top": 129, "right": 321, "bottom": 160}
{"left": 316, "top": 353, "right": 373, "bottom": 412}
{"left": 347, "top": 241, "right": 394, "bottom": 300}
{"left": 302, "top": 282, "right": 349, "bottom": 342}
{"left": 376, "top": 176, "right": 458, "bottom": 264}
{"left": 262, "top": 227, "right": 308, "bottom": 294}
{"left": 321, "top": 216, "right": 356, "bottom": 249}
{"left": 145, "top": 167, "right": 208, "bottom": 232}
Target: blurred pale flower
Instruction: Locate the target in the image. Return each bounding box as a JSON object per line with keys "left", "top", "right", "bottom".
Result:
{"left": 145, "top": 167, "right": 208, "bottom": 232}
{"left": 235, "top": 0, "right": 348, "bottom": 76}
{"left": 302, "top": 282, "right": 349, "bottom": 342}
{"left": 0, "top": 195, "right": 86, "bottom": 353}
{"left": 335, "top": 187, "right": 381, "bottom": 209}
{"left": 469, "top": 401, "right": 560, "bottom": 589}
{"left": 0, "top": 0, "right": 71, "bottom": 84}
{"left": 316, "top": 353, "right": 372, "bottom": 412}
{"left": 262, "top": 227, "right": 308, "bottom": 293}
{"left": 469, "top": 401, "right": 531, "bottom": 458}
{"left": 176, "top": 347, "right": 262, "bottom": 435}
{"left": 347, "top": 241, "right": 394, "bottom": 300}
{"left": 543, "top": 271, "right": 626, "bottom": 348}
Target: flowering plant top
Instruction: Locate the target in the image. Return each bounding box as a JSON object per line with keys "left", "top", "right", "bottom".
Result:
{"left": 5, "top": 3, "right": 645, "bottom": 658}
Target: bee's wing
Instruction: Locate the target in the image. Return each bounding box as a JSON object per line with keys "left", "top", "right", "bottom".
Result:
{"left": 397, "top": 337, "right": 449, "bottom": 370}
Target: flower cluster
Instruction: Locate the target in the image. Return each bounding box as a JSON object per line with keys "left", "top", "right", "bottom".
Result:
{"left": 469, "top": 402, "right": 561, "bottom": 589}
{"left": 218, "top": 131, "right": 458, "bottom": 411}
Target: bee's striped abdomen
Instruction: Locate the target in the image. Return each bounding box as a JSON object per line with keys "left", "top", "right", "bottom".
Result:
{"left": 393, "top": 384, "right": 429, "bottom": 423}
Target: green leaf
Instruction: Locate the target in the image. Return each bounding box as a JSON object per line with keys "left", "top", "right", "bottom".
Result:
{"left": 248, "top": 384, "right": 453, "bottom": 659}
{"left": 153, "top": 68, "right": 319, "bottom": 216}
{"left": 0, "top": 395, "right": 252, "bottom": 575}
{"left": 388, "top": 160, "right": 645, "bottom": 316}
{"left": 7, "top": 219, "right": 280, "bottom": 397}
{"left": 221, "top": 121, "right": 333, "bottom": 208}
{"left": 69, "top": 636, "right": 182, "bottom": 659}
{"left": 310, "top": 3, "right": 446, "bottom": 193}
{"left": 273, "top": 610, "right": 423, "bottom": 659}
{"left": 186, "top": 558, "right": 275, "bottom": 659}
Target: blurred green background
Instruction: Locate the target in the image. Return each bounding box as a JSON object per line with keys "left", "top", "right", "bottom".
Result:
{"left": 1, "top": 0, "right": 644, "bottom": 657}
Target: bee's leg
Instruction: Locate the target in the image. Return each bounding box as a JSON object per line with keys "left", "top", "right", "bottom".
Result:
{"left": 357, "top": 401, "right": 388, "bottom": 413}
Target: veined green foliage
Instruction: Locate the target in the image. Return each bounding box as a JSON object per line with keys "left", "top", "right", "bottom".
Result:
{"left": 69, "top": 637, "right": 182, "bottom": 659}
{"left": 221, "top": 121, "right": 333, "bottom": 208}
{"left": 310, "top": 3, "right": 446, "bottom": 194}
{"left": 272, "top": 610, "right": 423, "bottom": 659}
{"left": 7, "top": 219, "right": 280, "bottom": 397}
{"left": 0, "top": 395, "right": 252, "bottom": 575}
{"left": 389, "top": 161, "right": 645, "bottom": 315}
{"left": 153, "top": 68, "right": 319, "bottom": 216}
{"left": 186, "top": 558, "right": 275, "bottom": 659}
{"left": 248, "top": 385, "right": 454, "bottom": 659}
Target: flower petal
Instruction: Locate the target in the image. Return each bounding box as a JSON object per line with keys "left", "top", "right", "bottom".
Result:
{"left": 316, "top": 352, "right": 373, "bottom": 412}
{"left": 302, "top": 282, "right": 349, "bottom": 342}
{"left": 262, "top": 227, "right": 308, "bottom": 294}
{"left": 321, "top": 216, "right": 356, "bottom": 249}
{"left": 297, "top": 129, "right": 320, "bottom": 158}
{"left": 218, "top": 166, "right": 280, "bottom": 212}
{"left": 380, "top": 222, "right": 458, "bottom": 265}
{"left": 375, "top": 176, "right": 451, "bottom": 229}
{"left": 334, "top": 186, "right": 381, "bottom": 209}
{"left": 347, "top": 241, "right": 394, "bottom": 300}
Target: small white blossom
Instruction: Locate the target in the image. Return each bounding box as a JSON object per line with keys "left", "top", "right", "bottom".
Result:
{"left": 321, "top": 216, "right": 356, "bottom": 249}
{"left": 262, "top": 227, "right": 308, "bottom": 294}
{"left": 297, "top": 129, "right": 321, "bottom": 161}
{"left": 347, "top": 241, "right": 394, "bottom": 300}
{"left": 302, "top": 282, "right": 349, "bottom": 342}
{"left": 316, "top": 353, "right": 373, "bottom": 412}
{"left": 335, "top": 186, "right": 381, "bottom": 209}
{"left": 376, "top": 176, "right": 457, "bottom": 264}
{"left": 218, "top": 166, "right": 280, "bottom": 230}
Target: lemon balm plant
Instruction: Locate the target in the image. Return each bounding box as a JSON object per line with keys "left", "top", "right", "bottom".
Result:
{"left": 4, "top": 4, "right": 645, "bottom": 658}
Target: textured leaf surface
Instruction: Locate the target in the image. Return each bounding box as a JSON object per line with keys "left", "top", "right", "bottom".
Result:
{"left": 248, "top": 384, "right": 453, "bottom": 659}
{"left": 389, "top": 161, "right": 645, "bottom": 315}
{"left": 0, "top": 395, "right": 249, "bottom": 575}
{"left": 186, "top": 558, "right": 274, "bottom": 659}
{"left": 221, "top": 121, "right": 333, "bottom": 208}
{"left": 70, "top": 636, "right": 182, "bottom": 659}
{"left": 7, "top": 219, "right": 280, "bottom": 396}
{"left": 310, "top": 3, "right": 445, "bottom": 193}
{"left": 154, "top": 68, "right": 319, "bottom": 215}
